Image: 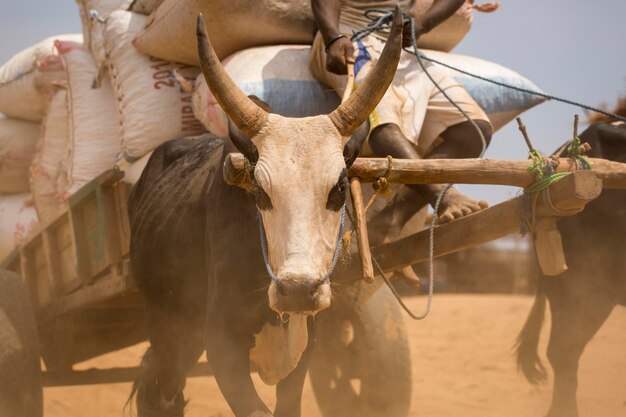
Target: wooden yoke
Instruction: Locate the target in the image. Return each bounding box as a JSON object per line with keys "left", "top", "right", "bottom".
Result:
{"left": 532, "top": 170, "right": 602, "bottom": 276}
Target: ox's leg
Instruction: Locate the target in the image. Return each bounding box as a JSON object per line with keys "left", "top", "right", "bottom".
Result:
{"left": 274, "top": 317, "right": 315, "bottom": 417}
{"left": 207, "top": 327, "right": 272, "bottom": 417}
{"left": 135, "top": 308, "right": 204, "bottom": 417}
{"left": 544, "top": 282, "right": 615, "bottom": 417}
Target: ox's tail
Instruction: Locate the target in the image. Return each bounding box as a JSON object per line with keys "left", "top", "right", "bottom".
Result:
{"left": 515, "top": 287, "right": 547, "bottom": 384}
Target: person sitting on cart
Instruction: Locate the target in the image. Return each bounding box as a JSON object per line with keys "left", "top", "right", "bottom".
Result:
{"left": 309, "top": 0, "right": 498, "bottom": 244}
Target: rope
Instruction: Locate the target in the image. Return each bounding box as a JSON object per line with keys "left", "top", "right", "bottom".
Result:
{"left": 519, "top": 130, "right": 593, "bottom": 235}
{"left": 257, "top": 205, "right": 346, "bottom": 283}
{"left": 363, "top": 155, "right": 395, "bottom": 214}
{"left": 350, "top": 10, "right": 626, "bottom": 123}
{"left": 523, "top": 135, "right": 592, "bottom": 194}
{"left": 524, "top": 172, "right": 571, "bottom": 194}
{"left": 350, "top": 12, "right": 490, "bottom": 320}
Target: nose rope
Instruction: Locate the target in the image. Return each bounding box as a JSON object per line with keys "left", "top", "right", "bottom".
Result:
{"left": 257, "top": 205, "right": 346, "bottom": 283}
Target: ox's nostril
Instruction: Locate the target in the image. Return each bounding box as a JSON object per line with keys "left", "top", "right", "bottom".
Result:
{"left": 309, "top": 279, "right": 325, "bottom": 296}
{"left": 275, "top": 280, "right": 287, "bottom": 296}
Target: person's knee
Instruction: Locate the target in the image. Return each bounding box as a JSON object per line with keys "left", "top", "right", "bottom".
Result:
{"left": 369, "top": 123, "right": 419, "bottom": 159}
{"left": 370, "top": 123, "right": 402, "bottom": 142}
{"left": 443, "top": 119, "right": 492, "bottom": 158}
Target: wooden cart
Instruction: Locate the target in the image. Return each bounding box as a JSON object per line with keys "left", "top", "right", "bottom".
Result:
{"left": 0, "top": 169, "right": 410, "bottom": 417}
{"left": 1, "top": 154, "right": 625, "bottom": 417}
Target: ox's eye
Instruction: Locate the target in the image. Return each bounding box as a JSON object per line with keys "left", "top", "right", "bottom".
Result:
{"left": 255, "top": 184, "right": 273, "bottom": 210}
{"left": 326, "top": 169, "right": 348, "bottom": 211}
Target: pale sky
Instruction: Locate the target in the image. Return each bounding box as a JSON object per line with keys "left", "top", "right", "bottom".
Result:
{"left": 1, "top": 1, "right": 625, "bottom": 203}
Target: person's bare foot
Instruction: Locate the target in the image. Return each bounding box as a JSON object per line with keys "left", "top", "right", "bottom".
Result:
{"left": 436, "top": 187, "right": 488, "bottom": 224}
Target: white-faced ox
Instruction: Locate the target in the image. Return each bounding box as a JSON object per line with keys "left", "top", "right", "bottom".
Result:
{"left": 128, "top": 9, "right": 404, "bottom": 417}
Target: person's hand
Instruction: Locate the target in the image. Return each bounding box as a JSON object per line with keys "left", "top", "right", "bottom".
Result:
{"left": 472, "top": 1, "right": 500, "bottom": 13}
{"left": 326, "top": 36, "right": 355, "bottom": 75}
{"left": 402, "top": 20, "right": 425, "bottom": 48}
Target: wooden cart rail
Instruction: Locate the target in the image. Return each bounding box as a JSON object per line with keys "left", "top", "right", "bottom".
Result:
{"left": 225, "top": 154, "right": 626, "bottom": 189}
{"left": 2, "top": 170, "right": 134, "bottom": 318}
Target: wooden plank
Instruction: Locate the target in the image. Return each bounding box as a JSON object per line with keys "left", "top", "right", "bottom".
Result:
{"left": 531, "top": 171, "right": 602, "bottom": 276}
{"left": 68, "top": 205, "right": 90, "bottom": 287}
{"left": 41, "top": 230, "right": 63, "bottom": 296}
{"left": 67, "top": 170, "right": 124, "bottom": 205}
{"left": 371, "top": 197, "right": 525, "bottom": 273}
{"left": 334, "top": 195, "right": 527, "bottom": 305}
{"left": 225, "top": 154, "right": 626, "bottom": 189}
{"left": 114, "top": 182, "right": 132, "bottom": 256}
{"left": 42, "top": 362, "right": 213, "bottom": 387}
{"left": 102, "top": 183, "right": 123, "bottom": 267}
{"left": 337, "top": 172, "right": 604, "bottom": 302}
{"left": 37, "top": 267, "right": 134, "bottom": 320}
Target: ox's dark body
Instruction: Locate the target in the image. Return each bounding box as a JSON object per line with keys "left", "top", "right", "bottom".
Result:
{"left": 517, "top": 121, "right": 626, "bottom": 417}
{"left": 128, "top": 135, "right": 312, "bottom": 417}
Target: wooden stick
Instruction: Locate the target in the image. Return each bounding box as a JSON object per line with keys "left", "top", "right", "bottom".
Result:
{"left": 516, "top": 117, "right": 535, "bottom": 152}
{"left": 349, "top": 177, "right": 374, "bottom": 282}
{"left": 348, "top": 157, "right": 626, "bottom": 189}
{"left": 341, "top": 63, "right": 355, "bottom": 103}
{"left": 225, "top": 153, "right": 626, "bottom": 190}
{"left": 342, "top": 63, "right": 375, "bottom": 283}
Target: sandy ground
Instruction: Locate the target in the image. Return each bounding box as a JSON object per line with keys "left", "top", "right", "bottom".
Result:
{"left": 44, "top": 294, "right": 626, "bottom": 417}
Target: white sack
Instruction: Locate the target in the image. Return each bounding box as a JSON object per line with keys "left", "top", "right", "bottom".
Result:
{"left": 104, "top": 10, "right": 204, "bottom": 162}
{"left": 133, "top": 0, "right": 478, "bottom": 67}
{"left": 75, "top": 0, "right": 132, "bottom": 68}
{"left": 0, "top": 34, "right": 82, "bottom": 122}
{"left": 414, "top": 0, "right": 473, "bottom": 52}
{"left": 57, "top": 40, "right": 120, "bottom": 195}
{"left": 133, "top": 0, "right": 314, "bottom": 66}
{"left": 0, "top": 194, "right": 38, "bottom": 264}
{"left": 421, "top": 50, "right": 546, "bottom": 131}
{"left": 188, "top": 45, "right": 545, "bottom": 136}
{"left": 30, "top": 90, "right": 69, "bottom": 222}
{"left": 0, "top": 118, "right": 40, "bottom": 193}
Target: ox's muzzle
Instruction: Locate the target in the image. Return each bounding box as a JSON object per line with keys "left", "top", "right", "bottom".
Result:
{"left": 269, "top": 272, "right": 331, "bottom": 314}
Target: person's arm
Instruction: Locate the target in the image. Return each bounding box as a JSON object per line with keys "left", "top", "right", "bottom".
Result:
{"left": 311, "top": 0, "right": 355, "bottom": 75}
{"left": 406, "top": 0, "right": 465, "bottom": 42}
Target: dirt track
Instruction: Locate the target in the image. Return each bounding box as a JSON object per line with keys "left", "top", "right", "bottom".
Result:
{"left": 44, "top": 294, "right": 626, "bottom": 417}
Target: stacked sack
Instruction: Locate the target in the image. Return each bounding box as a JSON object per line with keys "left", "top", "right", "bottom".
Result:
{"left": 0, "top": 34, "right": 81, "bottom": 262}
{"left": 131, "top": 0, "right": 481, "bottom": 66}
{"left": 135, "top": 0, "right": 543, "bottom": 143}
{"left": 1, "top": 0, "right": 543, "bottom": 264}
{"left": 0, "top": 1, "right": 208, "bottom": 263}
{"left": 180, "top": 45, "right": 545, "bottom": 152}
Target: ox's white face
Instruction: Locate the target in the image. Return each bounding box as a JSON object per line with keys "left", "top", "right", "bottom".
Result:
{"left": 196, "top": 3, "right": 404, "bottom": 317}
{"left": 252, "top": 114, "right": 348, "bottom": 314}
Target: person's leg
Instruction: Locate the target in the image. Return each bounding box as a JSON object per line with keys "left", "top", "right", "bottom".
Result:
{"left": 426, "top": 119, "right": 492, "bottom": 223}
{"left": 368, "top": 120, "right": 491, "bottom": 245}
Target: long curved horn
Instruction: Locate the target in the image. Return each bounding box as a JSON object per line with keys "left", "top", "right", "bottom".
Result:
{"left": 329, "top": 6, "right": 404, "bottom": 136}
{"left": 196, "top": 14, "right": 268, "bottom": 137}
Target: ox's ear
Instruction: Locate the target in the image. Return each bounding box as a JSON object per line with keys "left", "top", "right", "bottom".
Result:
{"left": 228, "top": 96, "right": 272, "bottom": 163}
{"left": 343, "top": 120, "right": 369, "bottom": 167}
